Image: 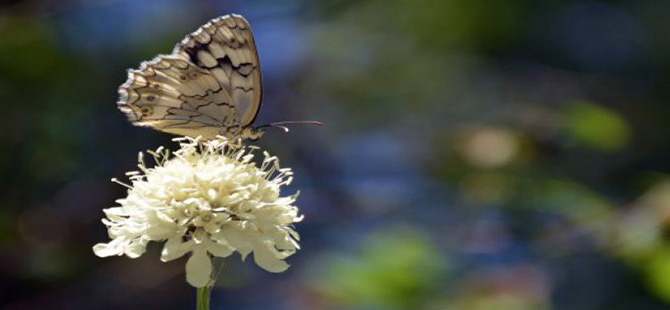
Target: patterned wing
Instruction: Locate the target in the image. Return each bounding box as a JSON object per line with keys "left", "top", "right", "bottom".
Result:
{"left": 117, "top": 14, "right": 263, "bottom": 139}
{"left": 175, "top": 15, "right": 263, "bottom": 128}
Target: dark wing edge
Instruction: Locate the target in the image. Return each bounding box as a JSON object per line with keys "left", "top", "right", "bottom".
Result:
{"left": 172, "top": 14, "right": 263, "bottom": 127}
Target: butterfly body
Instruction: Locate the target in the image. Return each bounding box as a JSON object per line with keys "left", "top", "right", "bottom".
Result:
{"left": 118, "top": 14, "right": 264, "bottom": 140}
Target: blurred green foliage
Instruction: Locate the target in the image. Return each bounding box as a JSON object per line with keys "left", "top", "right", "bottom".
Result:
{"left": 315, "top": 227, "right": 446, "bottom": 309}
{"left": 391, "top": 0, "right": 524, "bottom": 51}
{"left": 562, "top": 101, "right": 632, "bottom": 152}
{"left": 645, "top": 245, "right": 670, "bottom": 302}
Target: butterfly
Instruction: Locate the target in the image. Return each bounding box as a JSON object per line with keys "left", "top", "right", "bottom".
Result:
{"left": 118, "top": 14, "right": 317, "bottom": 141}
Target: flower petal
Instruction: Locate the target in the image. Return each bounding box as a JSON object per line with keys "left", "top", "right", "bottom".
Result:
{"left": 253, "top": 241, "right": 289, "bottom": 273}
{"left": 215, "top": 227, "right": 253, "bottom": 258}
{"left": 93, "top": 242, "right": 122, "bottom": 257}
{"left": 126, "top": 239, "right": 148, "bottom": 258}
{"left": 161, "top": 236, "right": 193, "bottom": 262}
{"left": 206, "top": 240, "right": 234, "bottom": 258}
{"left": 186, "top": 246, "right": 212, "bottom": 288}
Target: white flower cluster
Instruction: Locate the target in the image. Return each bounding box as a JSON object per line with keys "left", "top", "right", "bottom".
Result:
{"left": 93, "top": 137, "right": 302, "bottom": 287}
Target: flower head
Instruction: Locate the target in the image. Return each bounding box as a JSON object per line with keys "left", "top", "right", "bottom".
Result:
{"left": 93, "top": 137, "right": 303, "bottom": 287}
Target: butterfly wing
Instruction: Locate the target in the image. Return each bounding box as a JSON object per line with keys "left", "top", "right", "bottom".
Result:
{"left": 175, "top": 14, "right": 263, "bottom": 128}
{"left": 117, "top": 14, "right": 263, "bottom": 138}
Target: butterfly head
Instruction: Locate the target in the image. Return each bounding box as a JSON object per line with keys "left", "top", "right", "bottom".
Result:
{"left": 239, "top": 126, "right": 265, "bottom": 141}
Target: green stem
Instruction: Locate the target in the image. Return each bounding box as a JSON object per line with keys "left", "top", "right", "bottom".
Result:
{"left": 196, "top": 285, "right": 212, "bottom": 310}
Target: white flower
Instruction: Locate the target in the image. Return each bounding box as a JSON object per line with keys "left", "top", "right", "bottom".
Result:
{"left": 93, "top": 137, "right": 303, "bottom": 287}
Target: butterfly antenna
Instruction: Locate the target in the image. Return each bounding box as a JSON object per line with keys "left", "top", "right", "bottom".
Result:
{"left": 257, "top": 121, "right": 323, "bottom": 133}
{"left": 272, "top": 124, "right": 290, "bottom": 132}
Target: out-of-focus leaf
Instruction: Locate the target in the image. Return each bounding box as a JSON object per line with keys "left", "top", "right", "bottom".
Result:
{"left": 315, "top": 226, "right": 447, "bottom": 309}
{"left": 561, "top": 101, "right": 632, "bottom": 152}
{"left": 535, "top": 179, "right": 611, "bottom": 223}
{"left": 644, "top": 245, "right": 670, "bottom": 303}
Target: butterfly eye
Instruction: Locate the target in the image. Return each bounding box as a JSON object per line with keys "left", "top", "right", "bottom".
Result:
{"left": 146, "top": 95, "right": 156, "bottom": 101}
{"left": 179, "top": 75, "right": 187, "bottom": 81}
